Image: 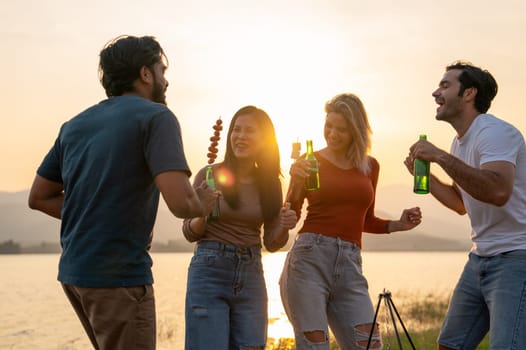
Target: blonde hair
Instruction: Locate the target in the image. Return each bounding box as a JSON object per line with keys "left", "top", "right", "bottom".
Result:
{"left": 325, "top": 93, "right": 371, "bottom": 174}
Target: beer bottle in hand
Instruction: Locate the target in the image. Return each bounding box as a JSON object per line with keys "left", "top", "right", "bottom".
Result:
{"left": 304, "top": 140, "right": 320, "bottom": 191}
{"left": 413, "top": 135, "right": 430, "bottom": 194}
{"left": 205, "top": 165, "right": 220, "bottom": 220}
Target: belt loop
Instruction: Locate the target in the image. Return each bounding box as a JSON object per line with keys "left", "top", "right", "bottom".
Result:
{"left": 220, "top": 242, "right": 225, "bottom": 256}
{"left": 316, "top": 233, "right": 321, "bottom": 245}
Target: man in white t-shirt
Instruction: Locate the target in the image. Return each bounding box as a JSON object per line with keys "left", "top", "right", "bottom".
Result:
{"left": 405, "top": 61, "right": 526, "bottom": 350}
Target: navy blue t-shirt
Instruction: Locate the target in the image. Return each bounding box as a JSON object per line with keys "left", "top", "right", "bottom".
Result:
{"left": 37, "top": 95, "right": 191, "bottom": 287}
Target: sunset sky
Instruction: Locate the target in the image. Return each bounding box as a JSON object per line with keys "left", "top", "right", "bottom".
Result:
{"left": 2, "top": 0, "right": 526, "bottom": 195}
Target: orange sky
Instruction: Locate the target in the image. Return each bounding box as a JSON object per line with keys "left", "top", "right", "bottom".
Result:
{"left": 2, "top": 0, "right": 526, "bottom": 194}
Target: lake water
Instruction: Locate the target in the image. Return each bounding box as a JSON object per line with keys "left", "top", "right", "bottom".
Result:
{"left": 0, "top": 251, "right": 469, "bottom": 349}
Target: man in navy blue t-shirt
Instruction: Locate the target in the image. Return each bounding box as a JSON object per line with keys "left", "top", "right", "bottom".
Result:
{"left": 28, "top": 35, "right": 217, "bottom": 350}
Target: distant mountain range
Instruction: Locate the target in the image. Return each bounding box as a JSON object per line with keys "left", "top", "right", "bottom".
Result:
{"left": 0, "top": 187, "right": 473, "bottom": 251}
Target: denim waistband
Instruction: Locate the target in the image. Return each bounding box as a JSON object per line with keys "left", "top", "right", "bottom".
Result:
{"left": 197, "top": 240, "right": 261, "bottom": 256}
{"left": 297, "top": 232, "right": 359, "bottom": 249}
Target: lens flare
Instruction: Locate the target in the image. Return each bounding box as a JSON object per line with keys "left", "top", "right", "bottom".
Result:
{"left": 216, "top": 167, "right": 234, "bottom": 187}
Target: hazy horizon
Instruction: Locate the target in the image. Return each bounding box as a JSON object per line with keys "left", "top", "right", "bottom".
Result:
{"left": 1, "top": 184, "right": 473, "bottom": 250}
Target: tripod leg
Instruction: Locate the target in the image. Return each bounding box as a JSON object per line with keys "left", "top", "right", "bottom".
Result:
{"left": 366, "top": 294, "right": 383, "bottom": 350}
{"left": 388, "top": 296, "right": 416, "bottom": 350}
{"left": 385, "top": 295, "right": 404, "bottom": 348}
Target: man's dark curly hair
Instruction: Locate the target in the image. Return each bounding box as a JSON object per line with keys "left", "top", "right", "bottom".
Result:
{"left": 98, "top": 35, "right": 168, "bottom": 97}
{"left": 446, "top": 61, "right": 498, "bottom": 113}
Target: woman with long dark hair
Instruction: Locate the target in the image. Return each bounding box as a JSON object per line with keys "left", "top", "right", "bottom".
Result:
{"left": 182, "top": 105, "right": 297, "bottom": 349}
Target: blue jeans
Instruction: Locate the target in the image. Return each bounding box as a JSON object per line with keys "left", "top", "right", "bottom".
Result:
{"left": 280, "top": 233, "right": 381, "bottom": 350}
{"left": 185, "top": 241, "right": 267, "bottom": 350}
{"left": 438, "top": 250, "right": 526, "bottom": 350}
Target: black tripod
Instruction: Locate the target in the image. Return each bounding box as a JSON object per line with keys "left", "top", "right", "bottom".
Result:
{"left": 366, "top": 289, "right": 416, "bottom": 350}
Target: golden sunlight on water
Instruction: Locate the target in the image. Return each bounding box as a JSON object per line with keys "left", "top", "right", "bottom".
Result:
{"left": 262, "top": 253, "right": 295, "bottom": 341}
{"left": 0, "top": 251, "right": 468, "bottom": 349}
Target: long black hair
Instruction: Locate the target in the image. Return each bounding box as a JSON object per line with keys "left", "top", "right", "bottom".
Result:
{"left": 221, "top": 106, "right": 282, "bottom": 222}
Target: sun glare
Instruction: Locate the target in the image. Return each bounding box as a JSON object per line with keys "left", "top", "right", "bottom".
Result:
{"left": 215, "top": 167, "right": 235, "bottom": 187}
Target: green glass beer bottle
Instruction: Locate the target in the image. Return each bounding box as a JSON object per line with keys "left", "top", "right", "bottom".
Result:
{"left": 413, "top": 134, "right": 430, "bottom": 194}
{"left": 205, "top": 165, "right": 220, "bottom": 221}
{"left": 304, "top": 140, "right": 320, "bottom": 191}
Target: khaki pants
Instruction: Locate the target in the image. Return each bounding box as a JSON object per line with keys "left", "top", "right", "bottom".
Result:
{"left": 62, "top": 283, "right": 156, "bottom": 350}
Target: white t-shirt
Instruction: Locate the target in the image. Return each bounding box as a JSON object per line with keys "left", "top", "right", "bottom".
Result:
{"left": 451, "top": 114, "right": 526, "bottom": 256}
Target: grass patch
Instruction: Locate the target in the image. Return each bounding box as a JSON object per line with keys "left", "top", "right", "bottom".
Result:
{"left": 266, "top": 291, "right": 490, "bottom": 349}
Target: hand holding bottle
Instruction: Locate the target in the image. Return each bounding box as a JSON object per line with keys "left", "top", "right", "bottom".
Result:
{"left": 287, "top": 139, "right": 319, "bottom": 207}
{"left": 405, "top": 135, "right": 449, "bottom": 192}
{"left": 405, "top": 135, "right": 448, "bottom": 166}
{"left": 289, "top": 158, "right": 310, "bottom": 178}
{"left": 195, "top": 180, "right": 221, "bottom": 218}
{"left": 413, "top": 135, "right": 430, "bottom": 194}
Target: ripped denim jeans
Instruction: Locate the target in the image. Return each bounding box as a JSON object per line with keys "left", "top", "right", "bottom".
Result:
{"left": 280, "top": 233, "right": 382, "bottom": 350}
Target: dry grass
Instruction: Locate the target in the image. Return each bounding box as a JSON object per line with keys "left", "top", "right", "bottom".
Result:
{"left": 266, "top": 291, "right": 490, "bottom": 350}
{"left": 155, "top": 290, "right": 489, "bottom": 349}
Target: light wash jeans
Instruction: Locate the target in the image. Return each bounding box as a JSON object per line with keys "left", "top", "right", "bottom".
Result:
{"left": 438, "top": 250, "right": 526, "bottom": 350}
{"left": 280, "top": 233, "right": 380, "bottom": 350}
{"left": 185, "top": 240, "right": 267, "bottom": 350}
